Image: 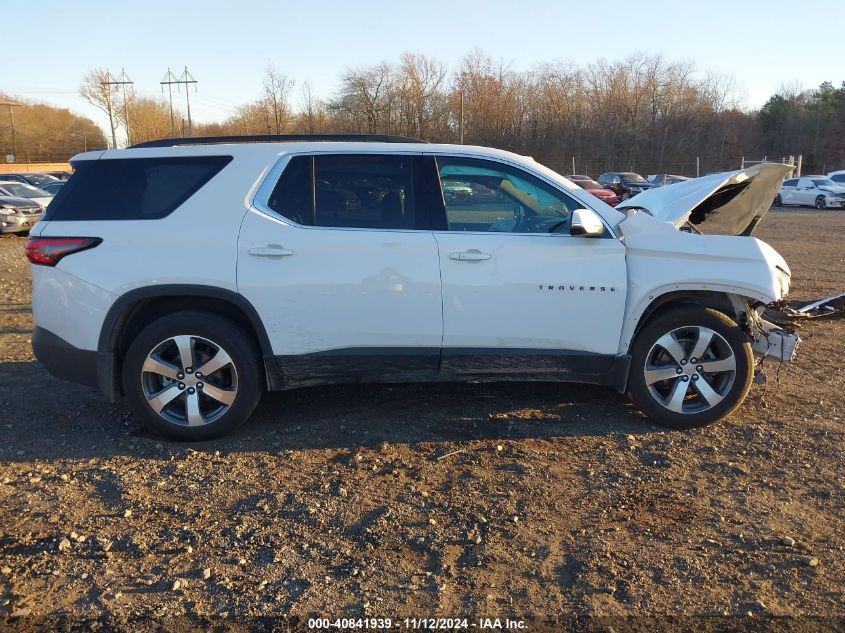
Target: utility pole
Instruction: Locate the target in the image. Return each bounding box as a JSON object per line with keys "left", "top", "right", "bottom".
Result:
{"left": 0, "top": 100, "right": 21, "bottom": 160}
{"left": 160, "top": 67, "right": 179, "bottom": 136}
{"left": 459, "top": 90, "right": 464, "bottom": 144}
{"left": 110, "top": 69, "right": 135, "bottom": 146}
{"left": 99, "top": 72, "right": 122, "bottom": 148}
{"left": 176, "top": 66, "right": 198, "bottom": 136}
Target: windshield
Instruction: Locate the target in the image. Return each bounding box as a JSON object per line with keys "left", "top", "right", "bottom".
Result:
{"left": 812, "top": 179, "right": 838, "bottom": 188}
{"left": 579, "top": 181, "right": 601, "bottom": 190}
{"left": 0, "top": 182, "right": 49, "bottom": 198}
{"left": 620, "top": 172, "right": 647, "bottom": 183}
{"left": 20, "top": 173, "right": 59, "bottom": 186}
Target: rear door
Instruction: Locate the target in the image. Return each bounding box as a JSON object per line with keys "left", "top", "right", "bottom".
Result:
{"left": 796, "top": 178, "right": 816, "bottom": 205}
{"left": 780, "top": 178, "right": 798, "bottom": 205}
{"left": 238, "top": 153, "right": 443, "bottom": 385}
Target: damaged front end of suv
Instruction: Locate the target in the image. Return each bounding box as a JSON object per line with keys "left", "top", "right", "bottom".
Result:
{"left": 614, "top": 163, "right": 800, "bottom": 386}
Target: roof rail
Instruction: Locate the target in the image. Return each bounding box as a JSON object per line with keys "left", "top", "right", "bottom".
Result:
{"left": 130, "top": 134, "right": 427, "bottom": 149}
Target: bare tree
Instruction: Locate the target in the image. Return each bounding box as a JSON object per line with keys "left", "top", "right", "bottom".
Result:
{"left": 262, "top": 64, "right": 294, "bottom": 134}
{"left": 79, "top": 68, "right": 118, "bottom": 148}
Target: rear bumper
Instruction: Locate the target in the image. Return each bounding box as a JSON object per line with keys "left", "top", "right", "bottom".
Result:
{"left": 31, "top": 326, "right": 99, "bottom": 389}
{"left": 0, "top": 212, "right": 42, "bottom": 233}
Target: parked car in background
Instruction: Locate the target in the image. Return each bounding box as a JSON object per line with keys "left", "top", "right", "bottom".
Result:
{"left": 0, "top": 194, "right": 43, "bottom": 234}
{"left": 0, "top": 181, "right": 53, "bottom": 208}
{"left": 828, "top": 170, "right": 845, "bottom": 185}
{"left": 647, "top": 174, "right": 691, "bottom": 187}
{"left": 442, "top": 180, "right": 474, "bottom": 203}
{"left": 597, "top": 171, "right": 656, "bottom": 200}
{"left": 39, "top": 181, "right": 66, "bottom": 196}
{"left": 0, "top": 172, "right": 60, "bottom": 187}
{"left": 566, "top": 175, "right": 620, "bottom": 206}
{"left": 45, "top": 171, "right": 73, "bottom": 181}
{"left": 775, "top": 176, "right": 845, "bottom": 209}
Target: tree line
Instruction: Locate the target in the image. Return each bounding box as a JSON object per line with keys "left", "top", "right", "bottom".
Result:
{"left": 2, "top": 51, "right": 843, "bottom": 175}
{"left": 0, "top": 93, "right": 107, "bottom": 163}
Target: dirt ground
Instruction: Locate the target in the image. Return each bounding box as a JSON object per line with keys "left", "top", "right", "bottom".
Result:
{"left": 0, "top": 210, "right": 844, "bottom": 631}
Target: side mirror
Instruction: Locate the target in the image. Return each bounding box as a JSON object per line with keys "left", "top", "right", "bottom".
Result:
{"left": 570, "top": 208, "right": 605, "bottom": 238}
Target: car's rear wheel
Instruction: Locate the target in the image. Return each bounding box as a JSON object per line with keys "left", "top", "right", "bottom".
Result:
{"left": 815, "top": 195, "right": 827, "bottom": 209}
{"left": 628, "top": 307, "right": 753, "bottom": 429}
{"left": 122, "top": 311, "right": 263, "bottom": 440}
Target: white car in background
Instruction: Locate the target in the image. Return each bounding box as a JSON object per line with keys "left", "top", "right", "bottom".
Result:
{"left": 0, "top": 181, "right": 53, "bottom": 208}
{"left": 828, "top": 170, "right": 845, "bottom": 185}
{"left": 775, "top": 176, "right": 845, "bottom": 209}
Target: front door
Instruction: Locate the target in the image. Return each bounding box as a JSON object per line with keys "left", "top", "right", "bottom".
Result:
{"left": 428, "top": 156, "right": 628, "bottom": 378}
{"left": 238, "top": 153, "right": 443, "bottom": 384}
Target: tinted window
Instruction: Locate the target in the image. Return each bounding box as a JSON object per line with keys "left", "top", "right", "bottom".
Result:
{"left": 831, "top": 174, "right": 845, "bottom": 183}
{"left": 268, "top": 154, "right": 419, "bottom": 230}
{"left": 45, "top": 156, "right": 232, "bottom": 221}
{"left": 436, "top": 157, "right": 579, "bottom": 233}
{"left": 19, "top": 173, "right": 58, "bottom": 186}
{"left": 783, "top": 179, "right": 798, "bottom": 187}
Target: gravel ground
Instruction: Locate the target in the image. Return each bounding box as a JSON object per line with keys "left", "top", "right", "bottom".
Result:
{"left": 0, "top": 210, "right": 844, "bottom": 631}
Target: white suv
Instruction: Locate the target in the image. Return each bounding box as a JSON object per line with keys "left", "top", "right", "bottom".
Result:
{"left": 27, "top": 135, "right": 799, "bottom": 439}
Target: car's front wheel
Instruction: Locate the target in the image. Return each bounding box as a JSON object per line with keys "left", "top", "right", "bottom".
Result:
{"left": 122, "top": 311, "right": 263, "bottom": 440}
{"left": 815, "top": 195, "right": 827, "bottom": 209}
{"left": 627, "top": 307, "right": 753, "bottom": 429}
{"left": 773, "top": 194, "right": 782, "bottom": 207}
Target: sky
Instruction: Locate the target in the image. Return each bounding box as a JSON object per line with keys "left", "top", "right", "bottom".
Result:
{"left": 3, "top": 0, "right": 844, "bottom": 143}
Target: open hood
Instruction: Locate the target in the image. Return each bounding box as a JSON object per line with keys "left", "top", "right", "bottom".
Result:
{"left": 617, "top": 163, "right": 793, "bottom": 236}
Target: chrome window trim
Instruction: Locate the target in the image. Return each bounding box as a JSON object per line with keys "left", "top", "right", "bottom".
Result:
{"left": 250, "top": 151, "right": 427, "bottom": 234}
{"left": 427, "top": 151, "right": 619, "bottom": 240}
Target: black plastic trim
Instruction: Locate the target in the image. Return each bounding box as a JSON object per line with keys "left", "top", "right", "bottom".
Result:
{"left": 275, "top": 347, "right": 631, "bottom": 392}
{"left": 278, "top": 347, "right": 440, "bottom": 387}
{"left": 131, "top": 134, "right": 427, "bottom": 149}
{"left": 32, "top": 327, "right": 99, "bottom": 389}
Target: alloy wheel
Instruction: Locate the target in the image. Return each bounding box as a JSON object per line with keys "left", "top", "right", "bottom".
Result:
{"left": 140, "top": 335, "right": 238, "bottom": 427}
{"left": 643, "top": 326, "right": 737, "bottom": 415}
{"left": 816, "top": 196, "right": 826, "bottom": 209}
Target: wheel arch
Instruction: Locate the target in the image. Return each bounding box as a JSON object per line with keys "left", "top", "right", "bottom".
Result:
{"left": 620, "top": 286, "right": 765, "bottom": 357}
{"left": 97, "top": 285, "right": 283, "bottom": 401}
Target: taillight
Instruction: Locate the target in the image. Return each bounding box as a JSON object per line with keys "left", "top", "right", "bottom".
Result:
{"left": 25, "top": 237, "right": 102, "bottom": 266}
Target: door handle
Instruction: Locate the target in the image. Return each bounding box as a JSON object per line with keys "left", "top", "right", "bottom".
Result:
{"left": 449, "top": 250, "right": 492, "bottom": 262}
{"left": 249, "top": 245, "right": 294, "bottom": 257}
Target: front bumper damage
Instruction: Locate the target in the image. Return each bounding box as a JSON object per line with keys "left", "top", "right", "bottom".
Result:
{"left": 751, "top": 319, "right": 800, "bottom": 362}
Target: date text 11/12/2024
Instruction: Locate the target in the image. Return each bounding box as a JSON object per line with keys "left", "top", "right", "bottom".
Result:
{"left": 307, "top": 617, "right": 527, "bottom": 630}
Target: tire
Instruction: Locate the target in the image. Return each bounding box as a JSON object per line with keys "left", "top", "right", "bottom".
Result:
{"left": 627, "top": 307, "right": 753, "bottom": 429}
{"left": 773, "top": 194, "right": 782, "bottom": 207}
{"left": 122, "top": 311, "right": 263, "bottom": 440}
{"left": 815, "top": 195, "right": 827, "bottom": 209}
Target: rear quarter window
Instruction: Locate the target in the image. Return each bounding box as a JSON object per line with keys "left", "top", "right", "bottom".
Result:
{"left": 44, "top": 156, "right": 232, "bottom": 221}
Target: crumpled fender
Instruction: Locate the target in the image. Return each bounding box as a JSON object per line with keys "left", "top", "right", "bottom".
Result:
{"left": 617, "top": 212, "right": 789, "bottom": 355}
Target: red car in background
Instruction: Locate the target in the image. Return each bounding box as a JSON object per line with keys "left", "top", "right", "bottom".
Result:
{"left": 565, "top": 174, "right": 621, "bottom": 206}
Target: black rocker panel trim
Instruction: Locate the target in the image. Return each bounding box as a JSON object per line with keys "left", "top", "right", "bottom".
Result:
{"left": 277, "top": 347, "right": 440, "bottom": 387}
{"left": 276, "top": 347, "right": 631, "bottom": 392}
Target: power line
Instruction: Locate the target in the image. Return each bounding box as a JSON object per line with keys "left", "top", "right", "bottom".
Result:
{"left": 110, "top": 69, "right": 135, "bottom": 146}
{"left": 160, "top": 68, "right": 179, "bottom": 136}
{"left": 101, "top": 70, "right": 133, "bottom": 149}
